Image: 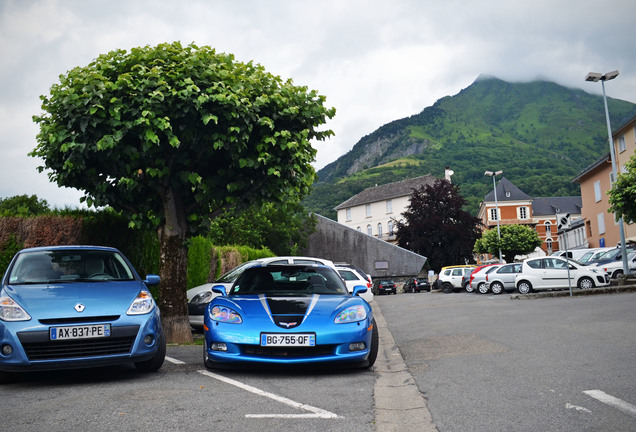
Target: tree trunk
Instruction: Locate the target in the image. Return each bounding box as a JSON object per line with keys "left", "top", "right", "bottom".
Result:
{"left": 157, "top": 187, "right": 193, "bottom": 344}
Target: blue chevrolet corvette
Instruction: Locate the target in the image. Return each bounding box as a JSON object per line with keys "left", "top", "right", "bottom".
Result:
{"left": 0, "top": 246, "right": 166, "bottom": 379}
{"left": 203, "top": 264, "right": 378, "bottom": 368}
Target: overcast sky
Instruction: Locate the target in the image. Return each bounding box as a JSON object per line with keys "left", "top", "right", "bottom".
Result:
{"left": 1, "top": 0, "right": 636, "bottom": 208}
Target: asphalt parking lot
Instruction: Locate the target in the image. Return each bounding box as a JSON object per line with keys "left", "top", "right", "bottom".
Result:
{"left": 376, "top": 286, "right": 636, "bottom": 432}
{"left": 2, "top": 286, "right": 635, "bottom": 432}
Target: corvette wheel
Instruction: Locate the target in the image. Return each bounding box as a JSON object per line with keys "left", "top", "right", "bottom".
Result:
{"left": 366, "top": 319, "right": 379, "bottom": 368}
{"left": 203, "top": 342, "right": 216, "bottom": 370}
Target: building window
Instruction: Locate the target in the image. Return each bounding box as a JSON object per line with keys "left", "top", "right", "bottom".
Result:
{"left": 617, "top": 135, "right": 626, "bottom": 153}
{"left": 546, "top": 238, "right": 553, "bottom": 254}
{"left": 597, "top": 213, "right": 605, "bottom": 234}
{"left": 388, "top": 220, "right": 394, "bottom": 236}
{"left": 545, "top": 221, "right": 551, "bottom": 235}
{"left": 386, "top": 199, "right": 392, "bottom": 214}
{"left": 357, "top": 226, "right": 361, "bottom": 232}
{"left": 345, "top": 208, "right": 352, "bottom": 221}
{"left": 365, "top": 204, "right": 371, "bottom": 217}
{"left": 367, "top": 224, "right": 372, "bottom": 235}
{"left": 489, "top": 208, "right": 499, "bottom": 221}
{"left": 594, "top": 180, "right": 602, "bottom": 202}
{"left": 377, "top": 223, "right": 383, "bottom": 238}
{"left": 518, "top": 206, "right": 528, "bottom": 219}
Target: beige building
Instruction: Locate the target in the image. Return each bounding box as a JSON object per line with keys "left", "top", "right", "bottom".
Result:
{"left": 334, "top": 175, "right": 437, "bottom": 243}
{"left": 572, "top": 114, "right": 636, "bottom": 247}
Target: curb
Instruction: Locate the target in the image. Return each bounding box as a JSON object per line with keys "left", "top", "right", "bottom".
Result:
{"left": 372, "top": 301, "right": 438, "bottom": 432}
{"left": 510, "top": 284, "right": 636, "bottom": 299}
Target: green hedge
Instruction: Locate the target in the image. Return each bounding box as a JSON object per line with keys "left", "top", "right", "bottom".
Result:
{"left": 0, "top": 216, "right": 275, "bottom": 298}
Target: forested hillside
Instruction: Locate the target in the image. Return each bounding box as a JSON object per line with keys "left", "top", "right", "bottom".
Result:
{"left": 303, "top": 77, "right": 636, "bottom": 218}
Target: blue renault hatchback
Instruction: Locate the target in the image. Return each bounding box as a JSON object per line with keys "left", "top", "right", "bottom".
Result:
{"left": 0, "top": 245, "right": 165, "bottom": 379}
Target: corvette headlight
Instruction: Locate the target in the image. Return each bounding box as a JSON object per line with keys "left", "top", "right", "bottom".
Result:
{"left": 127, "top": 291, "right": 155, "bottom": 315}
{"left": 334, "top": 305, "right": 367, "bottom": 324}
{"left": 210, "top": 305, "right": 242, "bottom": 324}
{"left": 191, "top": 291, "right": 213, "bottom": 304}
{"left": 0, "top": 296, "right": 31, "bottom": 322}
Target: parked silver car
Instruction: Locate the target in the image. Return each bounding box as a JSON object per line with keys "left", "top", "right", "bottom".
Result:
{"left": 470, "top": 264, "right": 503, "bottom": 294}
{"left": 485, "top": 263, "right": 522, "bottom": 294}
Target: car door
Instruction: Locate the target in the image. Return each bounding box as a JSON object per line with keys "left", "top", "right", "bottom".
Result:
{"left": 540, "top": 258, "right": 571, "bottom": 288}
{"left": 450, "top": 268, "right": 464, "bottom": 287}
{"left": 497, "top": 264, "right": 520, "bottom": 290}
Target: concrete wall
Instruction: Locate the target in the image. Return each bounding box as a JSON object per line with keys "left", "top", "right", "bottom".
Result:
{"left": 299, "top": 214, "right": 427, "bottom": 279}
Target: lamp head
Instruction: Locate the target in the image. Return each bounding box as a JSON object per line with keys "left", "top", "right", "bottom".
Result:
{"left": 604, "top": 70, "right": 619, "bottom": 81}
{"left": 585, "top": 72, "right": 602, "bottom": 82}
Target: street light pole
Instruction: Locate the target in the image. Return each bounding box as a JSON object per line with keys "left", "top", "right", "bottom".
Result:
{"left": 585, "top": 70, "right": 629, "bottom": 276}
{"left": 485, "top": 170, "right": 503, "bottom": 263}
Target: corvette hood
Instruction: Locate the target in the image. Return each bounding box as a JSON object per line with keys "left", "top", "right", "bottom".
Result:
{"left": 3, "top": 281, "right": 146, "bottom": 319}
{"left": 223, "top": 294, "right": 357, "bottom": 329}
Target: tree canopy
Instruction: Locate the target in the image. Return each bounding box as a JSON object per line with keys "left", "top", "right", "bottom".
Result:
{"left": 0, "top": 195, "right": 50, "bottom": 217}
{"left": 31, "top": 42, "right": 335, "bottom": 342}
{"left": 394, "top": 179, "right": 482, "bottom": 272}
{"left": 473, "top": 224, "right": 542, "bottom": 263}
{"left": 608, "top": 153, "right": 636, "bottom": 224}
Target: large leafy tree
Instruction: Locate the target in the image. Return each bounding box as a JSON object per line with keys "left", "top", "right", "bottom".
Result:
{"left": 31, "top": 42, "right": 335, "bottom": 342}
{"left": 394, "top": 179, "right": 482, "bottom": 271}
{"left": 474, "top": 224, "right": 542, "bottom": 263}
{"left": 608, "top": 152, "right": 636, "bottom": 224}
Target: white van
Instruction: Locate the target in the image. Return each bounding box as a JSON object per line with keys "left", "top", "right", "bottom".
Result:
{"left": 550, "top": 249, "right": 595, "bottom": 262}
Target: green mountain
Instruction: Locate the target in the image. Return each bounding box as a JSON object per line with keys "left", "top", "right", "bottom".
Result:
{"left": 303, "top": 76, "right": 636, "bottom": 218}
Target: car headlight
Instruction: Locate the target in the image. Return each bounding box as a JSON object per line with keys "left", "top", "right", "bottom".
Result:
{"left": 210, "top": 305, "right": 242, "bottom": 324}
{"left": 334, "top": 305, "right": 367, "bottom": 324}
{"left": 191, "top": 291, "right": 213, "bottom": 304}
{"left": 0, "top": 296, "right": 31, "bottom": 321}
{"left": 127, "top": 291, "right": 155, "bottom": 315}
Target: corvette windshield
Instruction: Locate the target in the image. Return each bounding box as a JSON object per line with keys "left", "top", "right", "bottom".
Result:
{"left": 230, "top": 265, "right": 349, "bottom": 296}
{"left": 7, "top": 249, "right": 135, "bottom": 284}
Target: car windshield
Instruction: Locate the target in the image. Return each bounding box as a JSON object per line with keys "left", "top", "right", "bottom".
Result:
{"left": 597, "top": 249, "right": 622, "bottom": 260}
{"left": 229, "top": 265, "right": 349, "bottom": 296}
{"left": 7, "top": 249, "right": 135, "bottom": 284}
{"left": 215, "top": 261, "right": 257, "bottom": 283}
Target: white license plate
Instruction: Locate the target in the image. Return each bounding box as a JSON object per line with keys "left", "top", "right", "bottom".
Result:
{"left": 50, "top": 324, "right": 111, "bottom": 340}
{"left": 260, "top": 333, "right": 315, "bottom": 347}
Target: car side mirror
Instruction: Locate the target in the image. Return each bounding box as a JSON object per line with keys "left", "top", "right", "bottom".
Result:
{"left": 212, "top": 284, "right": 227, "bottom": 296}
{"left": 353, "top": 285, "right": 368, "bottom": 296}
{"left": 144, "top": 274, "right": 161, "bottom": 285}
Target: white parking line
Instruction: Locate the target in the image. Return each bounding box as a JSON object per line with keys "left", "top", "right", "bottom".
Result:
{"left": 198, "top": 369, "right": 338, "bottom": 419}
{"left": 584, "top": 390, "right": 636, "bottom": 416}
{"left": 164, "top": 356, "right": 185, "bottom": 365}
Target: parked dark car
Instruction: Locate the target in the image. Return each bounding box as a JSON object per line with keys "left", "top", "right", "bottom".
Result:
{"left": 403, "top": 277, "right": 431, "bottom": 293}
{"left": 376, "top": 280, "right": 397, "bottom": 295}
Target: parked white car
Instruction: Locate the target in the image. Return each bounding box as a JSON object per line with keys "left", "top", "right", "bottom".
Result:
{"left": 336, "top": 266, "right": 374, "bottom": 303}
{"left": 515, "top": 257, "right": 610, "bottom": 294}
{"left": 592, "top": 251, "right": 636, "bottom": 279}
{"left": 187, "top": 256, "right": 335, "bottom": 328}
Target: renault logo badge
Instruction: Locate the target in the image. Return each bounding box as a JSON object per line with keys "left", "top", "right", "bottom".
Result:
{"left": 75, "top": 303, "right": 86, "bottom": 312}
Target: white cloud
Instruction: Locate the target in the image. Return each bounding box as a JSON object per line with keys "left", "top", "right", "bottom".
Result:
{"left": 1, "top": 0, "right": 635, "bottom": 207}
